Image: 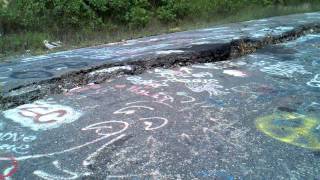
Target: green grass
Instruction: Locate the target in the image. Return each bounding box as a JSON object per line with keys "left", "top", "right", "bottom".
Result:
{"left": 1, "top": 3, "right": 320, "bottom": 61}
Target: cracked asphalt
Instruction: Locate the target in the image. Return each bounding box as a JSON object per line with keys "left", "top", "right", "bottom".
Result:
{"left": 0, "top": 32, "right": 319, "bottom": 179}
{"left": 0, "top": 12, "right": 320, "bottom": 94}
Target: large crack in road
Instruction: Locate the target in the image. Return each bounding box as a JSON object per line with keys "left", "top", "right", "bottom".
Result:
{"left": 1, "top": 12, "right": 320, "bottom": 110}
{"left": 0, "top": 31, "right": 319, "bottom": 179}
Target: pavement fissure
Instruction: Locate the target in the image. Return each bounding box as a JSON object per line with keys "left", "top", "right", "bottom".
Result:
{"left": 0, "top": 18, "right": 320, "bottom": 110}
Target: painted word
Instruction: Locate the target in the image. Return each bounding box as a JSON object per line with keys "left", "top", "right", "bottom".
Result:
{"left": 3, "top": 101, "right": 82, "bottom": 131}
{"left": 307, "top": 74, "right": 320, "bottom": 88}
{"left": 127, "top": 76, "right": 168, "bottom": 88}
{"left": 127, "top": 85, "right": 174, "bottom": 103}
{"left": 0, "top": 132, "right": 36, "bottom": 154}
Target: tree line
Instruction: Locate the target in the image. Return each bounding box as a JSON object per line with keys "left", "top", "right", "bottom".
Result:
{"left": 1, "top": 0, "right": 316, "bottom": 35}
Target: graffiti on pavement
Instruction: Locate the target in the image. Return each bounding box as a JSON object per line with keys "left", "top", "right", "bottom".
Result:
{"left": 3, "top": 101, "right": 83, "bottom": 131}
{"left": 256, "top": 112, "right": 320, "bottom": 149}
{"left": 307, "top": 74, "right": 320, "bottom": 88}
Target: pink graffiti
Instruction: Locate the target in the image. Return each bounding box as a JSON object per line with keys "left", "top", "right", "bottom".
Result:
{"left": 127, "top": 85, "right": 174, "bottom": 103}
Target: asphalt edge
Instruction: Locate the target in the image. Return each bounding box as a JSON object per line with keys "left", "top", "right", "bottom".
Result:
{"left": 1, "top": 22, "right": 320, "bottom": 110}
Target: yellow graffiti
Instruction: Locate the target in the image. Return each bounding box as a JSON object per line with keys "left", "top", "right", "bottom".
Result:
{"left": 256, "top": 112, "right": 320, "bottom": 149}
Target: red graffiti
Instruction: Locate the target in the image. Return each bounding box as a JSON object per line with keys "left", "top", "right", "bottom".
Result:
{"left": 127, "top": 85, "right": 173, "bottom": 103}
{"left": 18, "top": 106, "right": 67, "bottom": 124}
{"left": 0, "top": 156, "right": 18, "bottom": 180}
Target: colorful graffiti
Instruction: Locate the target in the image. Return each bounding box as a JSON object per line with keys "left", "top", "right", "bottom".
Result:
{"left": 152, "top": 67, "right": 228, "bottom": 96}
{"left": 127, "top": 85, "right": 174, "bottom": 103}
{"left": 1, "top": 32, "right": 320, "bottom": 179}
{"left": 256, "top": 112, "right": 320, "bottom": 149}
{"left": 3, "top": 101, "right": 82, "bottom": 131}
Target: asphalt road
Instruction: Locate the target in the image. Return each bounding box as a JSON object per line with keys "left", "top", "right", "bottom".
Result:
{"left": 0, "top": 12, "right": 320, "bottom": 94}
{"left": 0, "top": 32, "right": 319, "bottom": 179}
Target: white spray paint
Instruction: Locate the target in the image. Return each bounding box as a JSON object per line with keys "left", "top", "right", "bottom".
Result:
{"left": 127, "top": 76, "right": 168, "bottom": 88}
{"left": 0, "top": 132, "right": 127, "bottom": 161}
{"left": 33, "top": 160, "right": 92, "bottom": 180}
{"left": 0, "top": 132, "right": 36, "bottom": 154}
{"left": 155, "top": 50, "right": 184, "bottom": 55}
{"left": 139, "top": 117, "right": 168, "bottom": 131}
{"left": 3, "top": 101, "right": 82, "bottom": 131}
{"left": 223, "top": 70, "right": 248, "bottom": 77}
{"left": 186, "top": 80, "right": 227, "bottom": 96}
{"left": 307, "top": 74, "right": 320, "bottom": 88}
{"left": 82, "top": 121, "right": 129, "bottom": 166}
{"left": 260, "top": 62, "right": 311, "bottom": 78}
{"left": 113, "top": 106, "right": 154, "bottom": 115}
{"left": 89, "top": 66, "right": 132, "bottom": 75}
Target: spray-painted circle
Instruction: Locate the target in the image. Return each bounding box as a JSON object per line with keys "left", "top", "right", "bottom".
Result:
{"left": 256, "top": 112, "right": 320, "bottom": 149}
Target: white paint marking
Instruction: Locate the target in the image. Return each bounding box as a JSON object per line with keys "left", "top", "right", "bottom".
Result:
{"left": 33, "top": 160, "right": 92, "bottom": 180}
{"left": 0, "top": 134, "right": 127, "bottom": 161}
{"left": 113, "top": 106, "right": 154, "bottom": 115}
{"left": 155, "top": 50, "right": 184, "bottom": 55}
{"left": 307, "top": 74, "right": 320, "bottom": 88}
{"left": 223, "top": 70, "right": 248, "bottom": 77}
{"left": 89, "top": 66, "right": 132, "bottom": 75}
{"left": 3, "top": 101, "right": 82, "bottom": 131}
{"left": 139, "top": 117, "right": 168, "bottom": 131}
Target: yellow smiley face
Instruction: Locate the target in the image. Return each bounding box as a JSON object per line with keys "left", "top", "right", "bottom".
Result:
{"left": 256, "top": 112, "right": 320, "bottom": 150}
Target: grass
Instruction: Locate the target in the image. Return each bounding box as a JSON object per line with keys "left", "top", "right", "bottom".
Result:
{"left": 1, "top": 3, "right": 320, "bottom": 61}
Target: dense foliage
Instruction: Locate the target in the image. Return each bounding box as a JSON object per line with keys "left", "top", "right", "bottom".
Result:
{"left": 1, "top": 0, "right": 318, "bottom": 35}
{"left": 0, "top": 0, "right": 319, "bottom": 58}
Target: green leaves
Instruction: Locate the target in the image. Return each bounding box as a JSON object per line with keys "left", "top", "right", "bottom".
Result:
{"left": 127, "top": 6, "right": 151, "bottom": 27}
{"left": 0, "top": 0, "right": 317, "bottom": 34}
{"left": 157, "top": 0, "right": 191, "bottom": 23}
